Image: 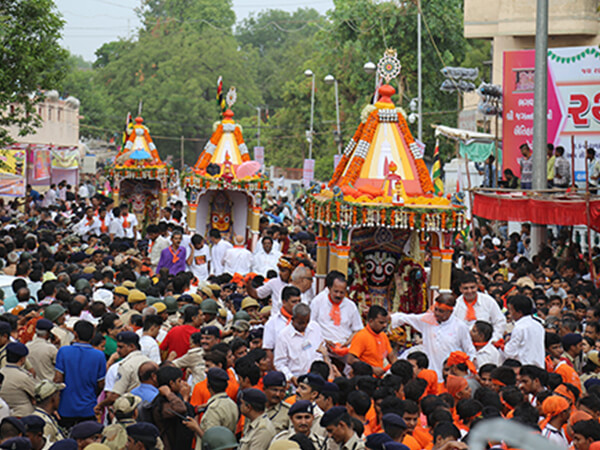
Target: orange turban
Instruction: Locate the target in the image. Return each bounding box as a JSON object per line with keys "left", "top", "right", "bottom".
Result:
{"left": 554, "top": 384, "right": 576, "bottom": 405}
{"left": 231, "top": 273, "right": 244, "bottom": 286}
{"left": 418, "top": 369, "right": 440, "bottom": 396}
{"left": 447, "top": 351, "right": 477, "bottom": 375}
{"left": 569, "top": 410, "right": 592, "bottom": 426}
{"left": 540, "top": 395, "right": 570, "bottom": 430}
{"left": 589, "top": 442, "right": 600, "bottom": 450}
{"left": 446, "top": 374, "right": 469, "bottom": 399}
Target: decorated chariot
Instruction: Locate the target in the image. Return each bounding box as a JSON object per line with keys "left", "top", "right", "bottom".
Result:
{"left": 306, "top": 50, "right": 467, "bottom": 315}
{"left": 182, "top": 85, "right": 269, "bottom": 248}
{"left": 107, "top": 116, "right": 176, "bottom": 229}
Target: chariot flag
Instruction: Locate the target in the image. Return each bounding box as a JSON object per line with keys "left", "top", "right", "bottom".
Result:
{"left": 216, "top": 76, "right": 225, "bottom": 114}
{"left": 432, "top": 139, "right": 444, "bottom": 196}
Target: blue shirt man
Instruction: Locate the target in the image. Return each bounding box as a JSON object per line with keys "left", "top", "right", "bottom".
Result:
{"left": 129, "top": 361, "right": 159, "bottom": 403}
{"left": 55, "top": 321, "right": 106, "bottom": 423}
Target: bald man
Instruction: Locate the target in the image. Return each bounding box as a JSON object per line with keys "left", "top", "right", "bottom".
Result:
{"left": 223, "top": 235, "right": 254, "bottom": 275}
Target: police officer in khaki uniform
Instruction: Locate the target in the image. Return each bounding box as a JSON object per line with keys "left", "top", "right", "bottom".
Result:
{"left": 162, "top": 296, "right": 180, "bottom": 332}
{"left": 238, "top": 388, "right": 276, "bottom": 450}
{"left": 170, "top": 332, "right": 205, "bottom": 386}
{"left": 200, "top": 299, "right": 222, "bottom": 331}
{"left": 272, "top": 400, "right": 325, "bottom": 449}
{"left": 26, "top": 319, "right": 57, "bottom": 382}
{"left": 95, "top": 331, "right": 150, "bottom": 414}
{"left": 199, "top": 368, "right": 239, "bottom": 434}
{"left": 320, "top": 406, "right": 365, "bottom": 450}
{"left": 120, "top": 289, "right": 147, "bottom": 328}
{"left": 44, "top": 304, "right": 71, "bottom": 348}
{"left": 113, "top": 286, "right": 131, "bottom": 317}
{"left": 102, "top": 393, "right": 141, "bottom": 450}
{"left": 0, "top": 342, "right": 36, "bottom": 416}
{"left": 0, "top": 322, "right": 11, "bottom": 368}
{"left": 263, "top": 371, "right": 290, "bottom": 434}
{"left": 32, "top": 381, "right": 67, "bottom": 444}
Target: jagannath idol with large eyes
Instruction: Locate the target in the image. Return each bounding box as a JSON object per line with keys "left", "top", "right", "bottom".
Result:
{"left": 305, "top": 49, "right": 468, "bottom": 335}
{"left": 182, "top": 80, "right": 270, "bottom": 249}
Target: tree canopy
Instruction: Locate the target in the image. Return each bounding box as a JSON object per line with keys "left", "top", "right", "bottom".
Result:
{"left": 0, "top": 0, "right": 68, "bottom": 146}
{"left": 53, "top": 0, "right": 490, "bottom": 180}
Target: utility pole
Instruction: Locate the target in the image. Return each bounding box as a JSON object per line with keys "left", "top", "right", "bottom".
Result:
{"left": 417, "top": 0, "right": 423, "bottom": 143}
{"left": 531, "top": 0, "right": 549, "bottom": 254}
{"left": 256, "top": 107, "right": 261, "bottom": 147}
{"left": 180, "top": 135, "right": 184, "bottom": 170}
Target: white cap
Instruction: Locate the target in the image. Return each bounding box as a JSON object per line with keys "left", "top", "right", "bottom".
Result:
{"left": 93, "top": 288, "right": 114, "bottom": 307}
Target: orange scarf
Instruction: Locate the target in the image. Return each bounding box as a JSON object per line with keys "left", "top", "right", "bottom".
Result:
{"left": 123, "top": 216, "right": 129, "bottom": 229}
{"left": 473, "top": 341, "right": 488, "bottom": 350}
{"left": 280, "top": 307, "right": 292, "bottom": 324}
{"left": 148, "top": 239, "right": 154, "bottom": 254}
{"left": 464, "top": 297, "right": 477, "bottom": 321}
{"left": 329, "top": 295, "right": 341, "bottom": 326}
{"left": 86, "top": 217, "right": 94, "bottom": 226}
{"left": 99, "top": 218, "right": 107, "bottom": 233}
{"left": 169, "top": 246, "right": 180, "bottom": 263}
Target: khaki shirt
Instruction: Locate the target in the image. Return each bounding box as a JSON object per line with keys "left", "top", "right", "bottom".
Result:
{"left": 111, "top": 350, "right": 151, "bottom": 395}
{"left": 272, "top": 427, "right": 325, "bottom": 449}
{"left": 266, "top": 402, "right": 290, "bottom": 434}
{"left": 0, "top": 344, "right": 7, "bottom": 368}
{"left": 239, "top": 412, "right": 276, "bottom": 450}
{"left": 33, "top": 407, "right": 67, "bottom": 443}
{"left": 26, "top": 337, "right": 57, "bottom": 381}
{"left": 0, "top": 363, "right": 36, "bottom": 416}
{"left": 325, "top": 433, "right": 365, "bottom": 450}
{"left": 205, "top": 318, "right": 224, "bottom": 332}
{"left": 50, "top": 327, "right": 72, "bottom": 348}
{"left": 199, "top": 392, "right": 238, "bottom": 433}
{"left": 102, "top": 418, "right": 137, "bottom": 450}
{"left": 120, "top": 307, "right": 139, "bottom": 328}
{"left": 115, "top": 302, "right": 130, "bottom": 317}
{"left": 171, "top": 347, "right": 205, "bottom": 386}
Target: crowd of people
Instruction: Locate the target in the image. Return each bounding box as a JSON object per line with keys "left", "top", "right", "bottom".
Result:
{"left": 0, "top": 179, "right": 596, "bottom": 450}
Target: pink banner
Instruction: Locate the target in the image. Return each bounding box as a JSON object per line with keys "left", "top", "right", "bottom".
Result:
{"left": 0, "top": 178, "right": 25, "bottom": 197}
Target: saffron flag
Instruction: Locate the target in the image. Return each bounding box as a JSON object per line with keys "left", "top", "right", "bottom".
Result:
{"left": 432, "top": 139, "right": 444, "bottom": 196}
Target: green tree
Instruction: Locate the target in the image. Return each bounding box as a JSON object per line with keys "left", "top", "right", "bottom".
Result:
{"left": 0, "top": 0, "right": 68, "bottom": 145}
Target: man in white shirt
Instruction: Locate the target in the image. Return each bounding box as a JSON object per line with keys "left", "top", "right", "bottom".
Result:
{"left": 76, "top": 207, "right": 100, "bottom": 239}
{"left": 78, "top": 183, "right": 89, "bottom": 201}
{"left": 223, "top": 235, "right": 253, "bottom": 275}
{"left": 139, "top": 315, "right": 162, "bottom": 364}
{"left": 96, "top": 207, "right": 111, "bottom": 236}
{"left": 453, "top": 273, "right": 506, "bottom": 342}
{"left": 246, "top": 257, "right": 293, "bottom": 313}
{"left": 44, "top": 184, "right": 57, "bottom": 207}
{"left": 470, "top": 320, "right": 503, "bottom": 369}
{"left": 108, "top": 207, "right": 124, "bottom": 240}
{"left": 310, "top": 271, "right": 362, "bottom": 347}
{"left": 186, "top": 234, "right": 211, "bottom": 282}
{"left": 263, "top": 286, "right": 301, "bottom": 359}
{"left": 504, "top": 295, "right": 545, "bottom": 368}
{"left": 252, "top": 236, "right": 281, "bottom": 276}
{"left": 146, "top": 224, "right": 170, "bottom": 271}
{"left": 391, "top": 293, "right": 475, "bottom": 382}
{"left": 290, "top": 266, "right": 315, "bottom": 305}
{"left": 274, "top": 303, "right": 323, "bottom": 385}
{"left": 209, "top": 228, "right": 232, "bottom": 276}
{"left": 120, "top": 208, "right": 138, "bottom": 240}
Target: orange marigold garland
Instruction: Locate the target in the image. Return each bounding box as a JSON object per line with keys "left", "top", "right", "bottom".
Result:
{"left": 233, "top": 127, "right": 244, "bottom": 145}
{"left": 415, "top": 159, "right": 434, "bottom": 194}
{"left": 210, "top": 125, "right": 223, "bottom": 145}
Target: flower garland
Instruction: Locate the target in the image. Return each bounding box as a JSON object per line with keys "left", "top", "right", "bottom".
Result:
{"left": 305, "top": 195, "right": 467, "bottom": 231}
{"left": 211, "top": 125, "right": 223, "bottom": 145}
{"left": 339, "top": 111, "right": 378, "bottom": 186}
{"left": 329, "top": 122, "right": 365, "bottom": 187}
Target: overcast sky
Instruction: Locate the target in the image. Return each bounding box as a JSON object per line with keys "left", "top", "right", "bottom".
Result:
{"left": 55, "top": 0, "right": 334, "bottom": 61}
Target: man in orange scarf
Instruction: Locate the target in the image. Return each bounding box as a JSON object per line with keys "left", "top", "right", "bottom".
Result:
{"left": 263, "top": 286, "right": 302, "bottom": 365}
{"left": 454, "top": 273, "right": 506, "bottom": 342}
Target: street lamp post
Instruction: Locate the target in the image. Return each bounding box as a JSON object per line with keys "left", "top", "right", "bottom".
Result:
{"left": 304, "top": 69, "right": 316, "bottom": 160}
{"left": 324, "top": 74, "right": 342, "bottom": 155}
{"left": 363, "top": 61, "right": 379, "bottom": 103}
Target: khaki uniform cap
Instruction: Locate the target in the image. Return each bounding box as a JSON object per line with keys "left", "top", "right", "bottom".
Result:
{"left": 115, "top": 286, "right": 130, "bottom": 297}
{"left": 153, "top": 302, "right": 167, "bottom": 314}
{"left": 113, "top": 393, "right": 141, "bottom": 414}
{"left": 127, "top": 289, "right": 147, "bottom": 304}
{"left": 241, "top": 297, "right": 259, "bottom": 310}
{"left": 35, "top": 380, "right": 66, "bottom": 402}
{"left": 191, "top": 293, "right": 203, "bottom": 305}
{"left": 122, "top": 280, "right": 136, "bottom": 289}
